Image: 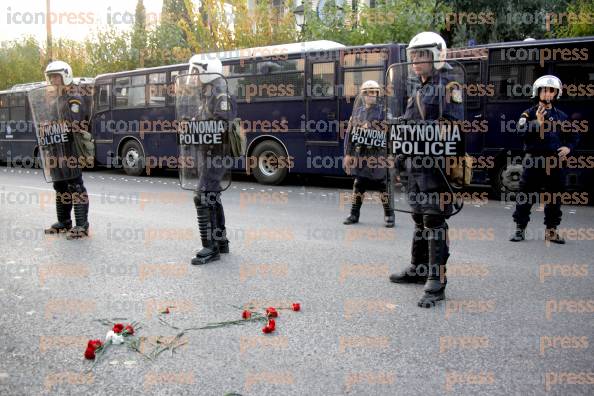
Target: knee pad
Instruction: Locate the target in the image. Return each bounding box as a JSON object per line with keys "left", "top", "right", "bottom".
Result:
{"left": 194, "top": 194, "right": 207, "bottom": 208}
{"left": 67, "top": 181, "right": 86, "bottom": 195}
{"left": 412, "top": 213, "right": 424, "bottom": 228}
{"left": 353, "top": 178, "right": 367, "bottom": 192}
{"left": 423, "top": 214, "right": 447, "bottom": 230}
{"left": 53, "top": 181, "right": 68, "bottom": 194}
{"left": 195, "top": 192, "right": 220, "bottom": 208}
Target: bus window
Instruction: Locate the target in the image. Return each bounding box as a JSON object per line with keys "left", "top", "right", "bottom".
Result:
{"left": 130, "top": 75, "right": 146, "bottom": 106}
{"left": 10, "top": 93, "right": 26, "bottom": 122}
{"left": 343, "top": 50, "right": 386, "bottom": 67}
{"left": 223, "top": 63, "right": 254, "bottom": 100}
{"left": 257, "top": 59, "right": 304, "bottom": 74}
{"left": 170, "top": 70, "right": 181, "bottom": 82}
{"left": 464, "top": 61, "right": 482, "bottom": 110}
{"left": 114, "top": 75, "right": 146, "bottom": 108}
{"left": 0, "top": 94, "right": 8, "bottom": 134}
{"left": 553, "top": 63, "right": 594, "bottom": 101}
{"left": 225, "top": 63, "right": 255, "bottom": 76}
{"left": 148, "top": 72, "right": 167, "bottom": 106}
{"left": 489, "top": 63, "right": 544, "bottom": 101}
{"left": 96, "top": 84, "right": 111, "bottom": 112}
{"left": 311, "top": 62, "right": 335, "bottom": 97}
{"left": 343, "top": 69, "right": 383, "bottom": 98}
{"left": 168, "top": 69, "right": 184, "bottom": 103}
{"left": 226, "top": 59, "right": 304, "bottom": 102}
{"left": 114, "top": 77, "right": 129, "bottom": 107}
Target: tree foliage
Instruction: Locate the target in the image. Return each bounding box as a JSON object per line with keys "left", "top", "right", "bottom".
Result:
{"left": 131, "top": 0, "right": 147, "bottom": 67}
{"left": 1, "top": 0, "right": 593, "bottom": 90}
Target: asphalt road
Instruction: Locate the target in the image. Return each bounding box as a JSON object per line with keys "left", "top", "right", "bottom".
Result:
{"left": 1, "top": 166, "right": 593, "bottom": 395}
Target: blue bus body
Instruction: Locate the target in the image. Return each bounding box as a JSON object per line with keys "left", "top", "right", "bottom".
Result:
{"left": 0, "top": 79, "right": 94, "bottom": 167}
{"left": 2, "top": 38, "right": 592, "bottom": 194}
{"left": 91, "top": 41, "right": 406, "bottom": 182}
{"left": 452, "top": 36, "right": 594, "bottom": 193}
{"left": 0, "top": 83, "right": 43, "bottom": 166}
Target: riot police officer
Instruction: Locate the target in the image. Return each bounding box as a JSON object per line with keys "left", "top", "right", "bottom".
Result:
{"left": 33, "top": 61, "right": 90, "bottom": 240}
{"left": 343, "top": 80, "right": 395, "bottom": 227}
{"left": 181, "top": 56, "right": 236, "bottom": 265}
{"left": 509, "top": 75, "right": 579, "bottom": 244}
{"left": 388, "top": 32, "right": 464, "bottom": 307}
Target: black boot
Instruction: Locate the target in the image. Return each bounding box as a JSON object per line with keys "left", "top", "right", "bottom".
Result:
{"left": 343, "top": 213, "right": 359, "bottom": 225}
{"left": 67, "top": 199, "right": 89, "bottom": 240}
{"left": 545, "top": 227, "right": 565, "bottom": 244}
{"left": 45, "top": 197, "right": 72, "bottom": 234}
{"left": 192, "top": 196, "right": 220, "bottom": 265}
{"left": 389, "top": 225, "right": 428, "bottom": 283}
{"left": 382, "top": 192, "right": 395, "bottom": 228}
{"left": 418, "top": 226, "right": 449, "bottom": 308}
{"left": 509, "top": 225, "right": 525, "bottom": 242}
{"left": 344, "top": 190, "right": 362, "bottom": 225}
{"left": 384, "top": 212, "right": 395, "bottom": 228}
{"left": 214, "top": 200, "right": 229, "bottom": 254}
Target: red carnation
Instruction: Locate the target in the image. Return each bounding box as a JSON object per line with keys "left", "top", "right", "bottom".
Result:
{"left": 262, "top": 318, "right": 276, "bottom": 333}
{"left": 265, "top": 307, "right": 278, "bottom": 318}
{"left": 242, "top": 310, "right": 251, "bottom": 319}
{"left": 84, "top": 346, "right": 96, "bottom": 360}
{"left": 292, "top": 303, "right": 301, "bottom": 312}
{"left": 267, "top": 319, "right": 276, "bottom": 330}
{"left": 124, "top": 325, "right": 134, "bottom": 335}
{"left": 112, "top": 323, "right": 124, "bottom": 333}
{"left": 87, "top": 339, "right": 102, "bottom": 350}
{"left": 162, "top": 307, "right": 170, "bottom": 314}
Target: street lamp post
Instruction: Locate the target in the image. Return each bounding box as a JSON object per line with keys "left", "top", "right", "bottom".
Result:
{"left": 293, "top": 4, "right": 305, "bottom": 42}
{"left": 46, "top": 0, "right": 52, "bottom": 61}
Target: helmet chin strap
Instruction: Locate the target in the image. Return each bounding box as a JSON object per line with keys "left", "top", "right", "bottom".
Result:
{"left": 538, "top": 98, "right": 553, "bottom": 107}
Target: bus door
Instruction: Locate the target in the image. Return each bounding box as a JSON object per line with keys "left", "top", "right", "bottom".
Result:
{"left": 458, "top": 58, "right": 488, "bottom": 184}
{"left": 0, "top": 93, "right": 9, "bottom": 163}
{"left": 8, "top": 92, "right": 34, "bottom": 163}
{"left": 92, "top": 82, "right": 114, "bottom": 166}
{"left": 305, "top": 56, "right": 340, "bottom": 169}
{"left": 552, "top": 57, "right": 594, "bottom": 190}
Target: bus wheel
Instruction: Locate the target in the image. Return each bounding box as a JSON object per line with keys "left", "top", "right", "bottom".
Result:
{"left": 251, "top": 140, "right": 288, "bottom": 185}
{"left": 493, "top": 161, "right": 523, "bottom": 194}
{"left": 121, "top": 140, "right": 145, "bottom": 176}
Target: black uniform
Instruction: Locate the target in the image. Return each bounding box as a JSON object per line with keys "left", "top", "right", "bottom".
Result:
{"left": 192, "top": 78, "right": 236, "bottom": 264}
{"left": 46, "top": 91, "right": 90, "bottom": 237}
{"left": 344, "top": 102, "right": 394, "bottom": 226}
{"left": 512, "top": 105, "right": 579, "bottom": 229}
{"left": 389, "top": 65, "right": 463, "bottom": 307}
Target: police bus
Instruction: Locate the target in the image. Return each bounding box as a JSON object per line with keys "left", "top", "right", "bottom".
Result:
{"left": 0, "top": 78, "right": 94, "bottom": 167}
{"left": 450, "top": 36, "right": 594, "bottom": 194}
{"left": 90, "top": 40, "right": 407, "bottom": 182}
{"left": 3, "top": 37, "right": 592, "bottom": 193}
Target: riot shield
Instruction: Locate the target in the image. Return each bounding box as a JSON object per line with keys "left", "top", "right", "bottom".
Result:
{"left": 175, "top": 72, "right": 232, "bottom": 192}
{"left": 386, "top": 60, "right": 467, "bottom": 216}
{"left": 344, "top": 93, "right": 389, "bottom": 181}
{"left": 28, "top": 85, "right": 82, "bottom": 182}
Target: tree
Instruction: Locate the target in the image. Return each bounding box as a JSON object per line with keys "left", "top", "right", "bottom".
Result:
{"left": 553, "top": 0, "right": 594, "bottom": 38}
{"left": 444, "top": 0, "right": 571, "bottom": 47}
{"left": 49, "top": 38, "right": 88, "bottom": 77}
{"left": 302, "top": 0, "right": 451, "bottom": 45}
{"left": 179, "top": 0, "right": 297, "bottom": 55}
{"left": 0, "top": 38, "right": 43, "bottom": 90}
{"left": 143, "top": 0, "right": 190, "bottom": 66}
{"left": 82, "top": 28, "right": 136, "bottom": 76}
{"left": 131, "top": 0, "right": 147, "bottom": 68}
